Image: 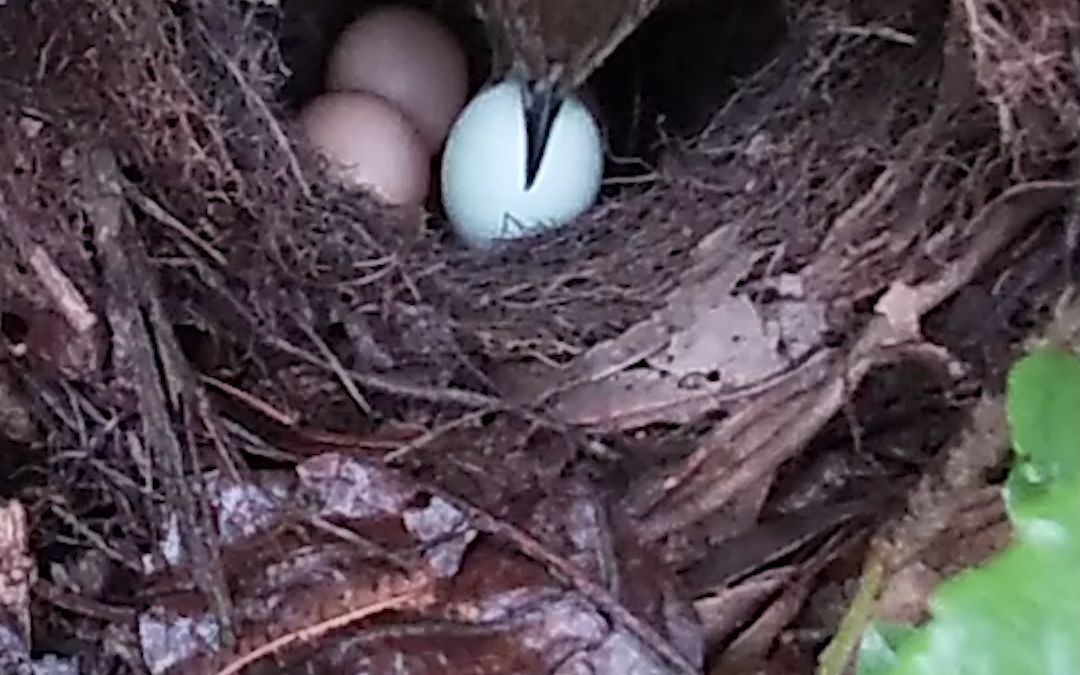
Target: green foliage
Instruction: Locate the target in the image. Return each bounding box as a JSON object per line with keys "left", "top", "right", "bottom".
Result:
{"left": 856, "top": 348, "right": 1080, "bottom": 675}
{"left": 856, "top": 622, "right": 918, "bottom": 675}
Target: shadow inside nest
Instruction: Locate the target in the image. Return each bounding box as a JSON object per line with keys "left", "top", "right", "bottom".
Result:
{"left": 0, "top": 0, "right": 1078, "bottom": 672}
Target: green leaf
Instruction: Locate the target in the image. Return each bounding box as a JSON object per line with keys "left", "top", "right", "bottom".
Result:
{"left": 854, "top": 348, "right": 1080, "bottom": 675}
{"left": 1005, "top": 348, "right": 1080, "bottom": 482}
{"left": 892, "top": 480, "right": 1079, "bottom": 675}
{"left": 857, "top": 622, "right": 918, "bottom": 675}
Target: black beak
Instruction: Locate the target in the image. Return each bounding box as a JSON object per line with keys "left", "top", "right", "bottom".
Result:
{"left": 521, "top": 82, "right": 564, "bottom": 190}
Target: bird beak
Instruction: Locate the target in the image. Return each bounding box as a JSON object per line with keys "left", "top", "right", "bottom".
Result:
{"left": 521, "top": 81, "right": 564, "bottom": 190}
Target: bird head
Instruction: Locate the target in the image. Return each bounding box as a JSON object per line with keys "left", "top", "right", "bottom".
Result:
{"left": 472, "top": 0, "right": 662, "bottom": 190}
{"left": 520, "top": 78, "right": 565, "bottom": 190}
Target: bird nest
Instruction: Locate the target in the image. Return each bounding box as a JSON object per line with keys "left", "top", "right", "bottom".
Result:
{"left": 0, "top": 0, "right": 1077, "bottom": 672}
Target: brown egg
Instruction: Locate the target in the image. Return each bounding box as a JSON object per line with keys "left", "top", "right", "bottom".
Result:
{"left": 299, "top": 91, "right": 430, "bottom": 206}
{"left": 325, "top": 6, "right": 467, "bottom": 153}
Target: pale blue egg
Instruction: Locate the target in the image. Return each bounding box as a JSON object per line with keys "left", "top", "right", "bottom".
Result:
{"left": 440, "top": 79, "right": 604, "bottom": 249}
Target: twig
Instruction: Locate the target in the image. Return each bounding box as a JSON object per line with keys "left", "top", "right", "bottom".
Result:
{"left": 33, "top": 580, "right": 136, "bottom": 625}
{"left": 214, "top": 581, "right": 431, "bottom": 675}
{"left": 48, "top": 501, "right": 142, "bottom": 573}
{"left": 0, "top": 501, "right": 33, "bottom": 644}
{"left": 602, "top": 172, "right": 661, "bottom": 186}
{"left": 383, "top": 409, "right": 493, "bottom": 463}
{"left": 833, "top": 24, "right": 917, "bottom": 46}
{"left": 195, "top": 24, "right": 312, "bottom": 200}
{"left": 122, "top": 180, "right": 228, "bottom": 266}
{"left": 196, "top": 386, "right": 243, "bottom": 484}
{"left": 27, "top": 245, "right": 97, "bottom": 333}
{"left": 221, "top": 418, "right": 300, "bottom": 463}
{"left": 295, "top": 319, "right": 373, "bottom": 416}
{"left": 200, "top": 374, "right": 300, "bottom": 427}
{"left": 84, "top": 147, "right": 236, "bottom": 644}
{"left": 267, "top": 335, "right": 501, "bottom": 409}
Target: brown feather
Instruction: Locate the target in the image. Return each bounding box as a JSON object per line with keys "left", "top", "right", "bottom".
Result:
{"left": 470, "top": 0, "right": 664, "bottom": 90}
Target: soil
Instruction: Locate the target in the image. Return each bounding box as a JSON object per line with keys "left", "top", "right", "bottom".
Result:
{"left": 0, "top": 0, "right": 1076, "bottom": 673}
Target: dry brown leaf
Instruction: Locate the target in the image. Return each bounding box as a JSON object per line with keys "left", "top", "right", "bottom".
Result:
{"left": 541, "top": 231, "right": 827, "bottom": 430}
{"left": 875, "top": 281, "right": 923, "bottom": 341}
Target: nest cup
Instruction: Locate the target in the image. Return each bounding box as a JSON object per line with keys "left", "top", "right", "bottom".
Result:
{"left": 0, "top": 0, "right": 1076, "bottom": 433}
{"left": 0, "top": 0, "right": 1077, "bottom": 420}
{"left": 13, "top": 1, "right": 776, "bottom": 414}
{"left": 1, "top": 0, "right": 1080, "bottom": 667}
